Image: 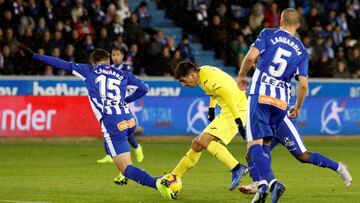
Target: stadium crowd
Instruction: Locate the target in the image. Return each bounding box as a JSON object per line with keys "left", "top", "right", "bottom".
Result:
{"left": 0, "top": 0, "right": 359, "bottom": 78}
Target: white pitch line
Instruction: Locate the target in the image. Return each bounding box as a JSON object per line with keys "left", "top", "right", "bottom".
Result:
{"left": 0, "top": 200, "right": 50, "bottom": 203}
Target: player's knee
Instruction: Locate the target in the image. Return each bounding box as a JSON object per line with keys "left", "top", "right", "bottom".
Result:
{"left": 191, "top": 138, "right": 203, "bottom": 152}
{"left": 296, "top": 152, "right": 310, "bottom": 163}
{"left": 197, "top": 133, "right": 213, "bottom": 148}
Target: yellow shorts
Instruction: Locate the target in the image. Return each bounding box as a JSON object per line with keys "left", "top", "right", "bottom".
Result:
{"left": 203, "top": 111, "right": 246, "bottom": 145}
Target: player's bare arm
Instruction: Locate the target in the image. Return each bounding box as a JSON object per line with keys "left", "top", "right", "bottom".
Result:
{"left": 289, "top": 76, "right": 308, "bottom": 118}
{"left": 237, "top": 47, "right": 260, "bottom": 91}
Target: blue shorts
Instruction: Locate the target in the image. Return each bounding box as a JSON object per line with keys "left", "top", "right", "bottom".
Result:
{"left": 246, "top": 95, "right": 287, "bottom": 142}
{"left": 270, "top": 116, "right": 307, "bottom": 156}
{"left": 101, "top": 113, "right": 136, "bottom": 157}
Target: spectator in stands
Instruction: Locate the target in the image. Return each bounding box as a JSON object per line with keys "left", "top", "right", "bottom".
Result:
{"left": 54, "top": 0, "right": 71, "bottom": 22}
{"left": 169, "top": 49, "right": 181, "bottom": 75}
{"left": 96, "top": 27, "right": 111, "bottom": 50}
{"left": 3, "top": 28, "right": 19, "bottom": 55}
{"left": 136, "top": 2, "right": 152, "bottom": 29}
{"left": 2, "top": 44, "right": 14, "bottom": 74}
{"left": 126, "top": 43, "right": 143, "bottom": 75}
{"left": 35, "top": 17, "right": 47, "bottom": 35}
{"left": 39, "top": 31, "right": 53, "bottom": 55}
{"left": 116, "top": 0, "right": 131, "bottom": 24}
{"left": 263, "top": 2, "right": 280, "bottom": 28}
{"left": 348, "top": 48, "right": 360, "bottom": 78}
{"left": 74, "top": 16, "right": 95, "bottom": 40}
{"left": 71, "top": 0, "right": 87, "bottom": 23}
{"left": 1, "top": 10, "right": 16, "bottom": 30}
{"left": 230, "top": 34, "right": 249, "bottom": 73}
{"left": 41, "top": 0, "right": 55, "bottom": 30}
{"left": 166, "top": 36, "right": 177, "bottom": 56}
{"left": 21, "top": 26, "right": 36, "bottom": 49}
{"left": 208, "top": 15, "right": 227, "bottom": 59}
{"left": 333, "top": 60, "right": 351, "bottom": 78}
{"left": 177, "top": 35, "right": 194, "bottom": 61}
{"left": 26, "top": 0, "right": 40, "bottom": 21}
{"left": 332, "top": 24, "right": 346, "bottom": 46}
{"left": 44, "top": 65, "right": 54, "bottom": 76}
{"left": 306, "top": 7, "right": 321, "bottom": 30}
{"left": 83, "top": 34, "right": 96, "bottom": 54}
{"left": 113, "top": 35, "right": 128, "bottom": 52}
{"left": 124, "top": 13, "right": 143, "bottom": 45}
{"left": 53, "top": 30, "right": 65, "bottom": 52}
{"left": 248, "top": 3, "right": 263, "bottom": 32}
{"left": 88, "top": 0, "right": 106, "bottom": 30}
{"left": 312, "top": 52, "right": 334, "bottom": 78}
{"left": 105, "top": 3, "right": 117, "bottom": 25}
{"left": 324, "top": 37, "right": 335, "bottom": 59}
{"left": 109, "top": 14, "right": 125, "bottom": 38}
{"left": 17, "top": 14, "right": 35, "bottom": 36}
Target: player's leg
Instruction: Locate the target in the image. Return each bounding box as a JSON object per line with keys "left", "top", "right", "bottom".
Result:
{"left": 127, "top": 127, "right": 144, "bottom": 163}
{"left": 279, "top": 116, "right": 352, "bottom": 187}
{"left": 240, "top": 139, "right": 279, "bottom": 195}
{"left": 197, "top": 132, "right": 247, "bottom": 191}
{"left": 172, "top": 137, "right": 204, "bottom": 178}
{"left": 246, "top": 96, "right": 285, "bottom": 203}
{"left": 103, "top": 115, "right": 175, "bottom": 199}
{"left": 200, "top": 112, "right": 248, "bottom": 191}
{"left": 97, "top": 141, "right": 113, "bottom": 163}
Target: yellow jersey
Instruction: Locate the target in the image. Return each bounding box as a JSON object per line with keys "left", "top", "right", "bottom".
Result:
{"left": 198, "top": 66, "right": 247, "bottom": 119}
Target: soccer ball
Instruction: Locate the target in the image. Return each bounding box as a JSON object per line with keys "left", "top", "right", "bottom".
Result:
{"left": 162, "top": 173, "right": 182, "bottom": 194}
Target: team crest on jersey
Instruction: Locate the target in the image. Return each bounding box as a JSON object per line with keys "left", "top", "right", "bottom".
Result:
{"left": 283, "top": 137, "right": 295, "bottom": 147}
{"left": 187, "top": 98, "right": 209, "bottom": 134}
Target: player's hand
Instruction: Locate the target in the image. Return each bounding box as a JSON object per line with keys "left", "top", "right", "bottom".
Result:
{"left": 237, "top": 76, "right": 247, "bottom": 91}
{"left": 19, "top": 46, "right": 34, "bottom": 60}
{"left": 208, "top": 108, "right": 215, "bottom": 122}
{"left": 235, "top": 118, "right": 246, "bottom": 140}
{"left": 288, "top": 106, "right": 300, "bottom": 118}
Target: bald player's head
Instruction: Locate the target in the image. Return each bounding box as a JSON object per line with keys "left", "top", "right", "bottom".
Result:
{"left": 280, "top": 8, "right": 300, "bottom": 28}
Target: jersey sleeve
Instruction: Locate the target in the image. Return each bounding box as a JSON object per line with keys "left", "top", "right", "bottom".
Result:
{"left": 33, "top": 54, "right": 91, "bottom": 80}
{"left": 209, "top": 97, "right": 217, "bottom": 108}
{"left": 124, "top": 72, "right": 148, "bottom": 103}
{"left": 251, "top": 29, "right": 268, "bottom": 53}
{"left": 202, "top": 73, "right": 242, "bottom": 119}
{"left": 295, "top": 54, "right": 309, "bottom": 78}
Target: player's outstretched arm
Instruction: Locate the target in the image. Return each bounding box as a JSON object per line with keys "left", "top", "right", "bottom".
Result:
{"left": 20, "top": 47, "right": 74, "bottom": 72}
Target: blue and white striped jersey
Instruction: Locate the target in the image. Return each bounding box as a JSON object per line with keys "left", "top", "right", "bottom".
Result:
{"left": 33, "top": 54, "right": 148, "bottom": 121}
{"left": 249, "top": 28, "right": 309, "bottom": 104}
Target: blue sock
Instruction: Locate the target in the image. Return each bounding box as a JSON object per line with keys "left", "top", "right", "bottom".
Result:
{"left": 127, "top": 134, "right": 139, "bottom": 148}
{"left": 308, "top": 152, "right": 339, "bottom": 171}
{"left": 247, "top": 158, "right": 260, "bottom": 182}
{"left": 124, "top": 165, "right": 157, "bottom": 189}
{"left": 263, "top": 145, "right": 272, "bottom": 165}
{"left": 248, "top": 144, "right": 275, "bottom": 184}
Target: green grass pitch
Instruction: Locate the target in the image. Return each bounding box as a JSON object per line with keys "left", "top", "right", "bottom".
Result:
{"left": 0, "top": 137, "right": 359, "bottom": 203}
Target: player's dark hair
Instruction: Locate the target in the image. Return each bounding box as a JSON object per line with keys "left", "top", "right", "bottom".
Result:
{"left": 174, "top": 60, "right": 199, "bottom": 80}
{"left": 111, "top": 46, "right": 124, "bottom": 54}
{"left": 90, "top": 48, "right": 110, "bottom": 64}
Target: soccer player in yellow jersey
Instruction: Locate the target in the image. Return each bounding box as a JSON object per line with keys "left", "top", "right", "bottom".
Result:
{"left": 172, "top": 60, "right": 248, "bottom": 191}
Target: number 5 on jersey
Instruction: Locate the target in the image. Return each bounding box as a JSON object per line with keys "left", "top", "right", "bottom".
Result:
{"left": 269, "top": 47, "right": 292, "bottom": 77}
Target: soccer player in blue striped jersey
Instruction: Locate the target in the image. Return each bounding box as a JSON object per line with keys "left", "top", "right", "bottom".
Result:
{"left": 97, "top": 47, "right": 145, "bottom": 186}
{"left": 237, "top": 8, "right": 307, "bottom": 203}
{"left": 20, "top": 47, "right": 175, "bottom": 200}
